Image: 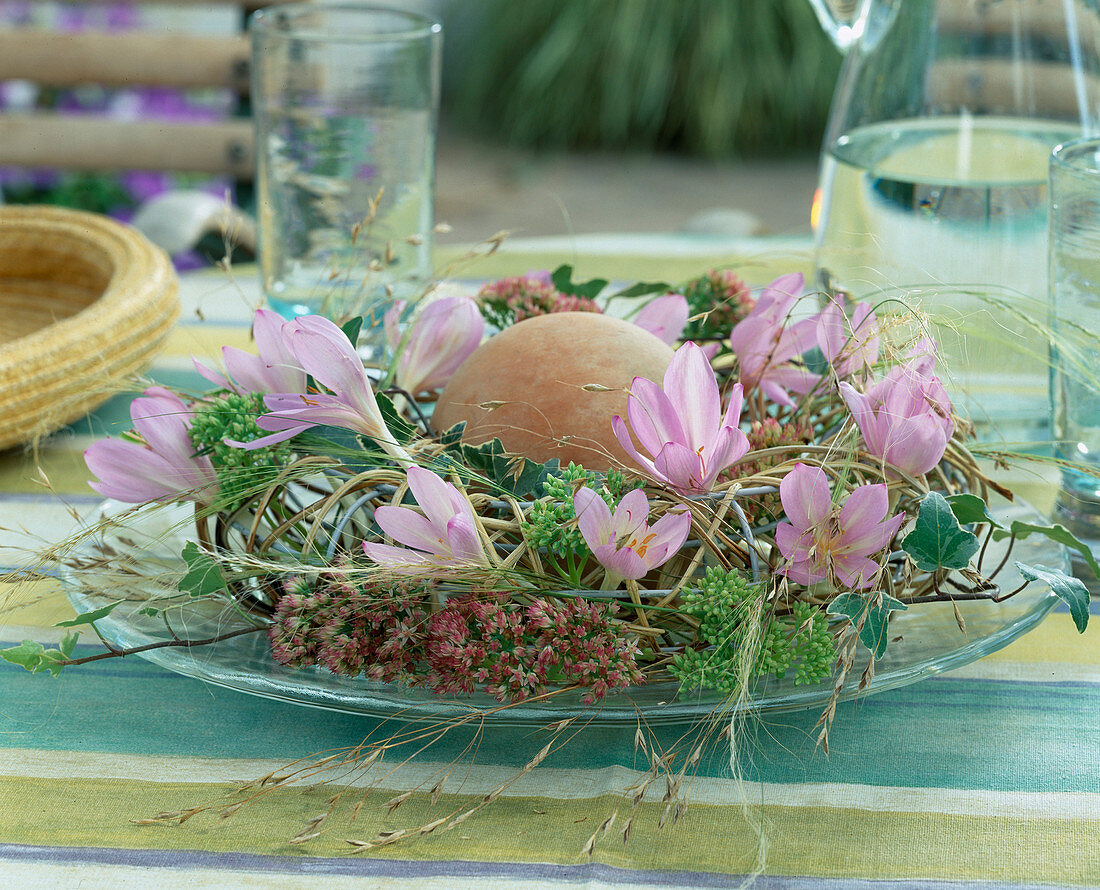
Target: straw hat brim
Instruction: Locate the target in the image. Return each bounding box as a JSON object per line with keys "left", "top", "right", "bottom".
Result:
{"left": 0, "top": 205, "right": 180, "bottom": 451}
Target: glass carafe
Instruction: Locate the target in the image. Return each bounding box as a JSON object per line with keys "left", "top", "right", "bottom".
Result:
{"left": 809, "top": 0, "right": 1100, "bottom": 442}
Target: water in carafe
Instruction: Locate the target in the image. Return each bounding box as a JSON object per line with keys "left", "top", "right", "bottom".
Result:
{"left": 808, "top": 0, "right": 1100, "bottom": 443}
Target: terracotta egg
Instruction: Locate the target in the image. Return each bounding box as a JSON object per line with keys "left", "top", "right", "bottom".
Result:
{"left": 434, "top": 312, "right": 674, "bottom": 470}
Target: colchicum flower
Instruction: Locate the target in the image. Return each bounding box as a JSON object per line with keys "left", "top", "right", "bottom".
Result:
{"left": 633, "top": 293, "right": 689, "bottom": 344}
{"left": 385, "top": 295, "right": 484, "bottom": 395}
{"left": 574, "top": 487, "right": 691, "bottom": 582}
{"left": 238, "top": 315, "right": 410, "bottom": 462}
{"left": 85, "top": 386, "right": 219, "bottom": 505}
{"left": 362, "top": 466, "right": 487, "bottom": 571}
{"left": 727, "top": 272, "right": 820, "bottom": 407}
{"left": 839, "top": 357, "right": 955, "bottom": 477}
{"left": 775, "top": 463, "right": 904, "bottom": 590}
{"left": 194, "top": 307, "right": 307, "bottom": 395}
{"left": 612, "top": 341, "right": 750, "bottom": 492}
{"left": 818, "top": 296, "right": 880, "bottom": 379}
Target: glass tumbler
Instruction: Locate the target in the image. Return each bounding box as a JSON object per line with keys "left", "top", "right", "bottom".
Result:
{"left": 250, "top": 4, "right": 442, "bottom": 331}
{"left": 1050, "top": 136, "right": 1100, "bottom": 567}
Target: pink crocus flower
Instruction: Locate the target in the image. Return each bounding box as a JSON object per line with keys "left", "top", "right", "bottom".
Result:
{"left": 84, "top": 386, "right": 219, "bottom": 505}
{"left": 362, "top": 466, "right": 487, "bottom": 571}
{"left": 385, "top": 295, "right": 484, "bottom": 395}
{"left": 612, "top": 341, "right": 750, "bottom": 493}
{"left": 839, "top": 358, "right": 955, "bottom": 477}
{"left": 818, "top": 296, "right": 880, "bottom": 379}
{"left": 727, "top": 272, "right": 820, "bottom": 407}
{"left": 633, "top": 293, "right": 689, "bottom": 345}
{"left": 194, "top": 308, "right": 307, "bottom": 395}
{"left": 775, "top": 463, "right": 904, "bottom": 590}
{"left": 574, "top": 487, "right": 691, "bottom": 582}
{"left": 238, "top": 315, "right": 410, "bottom": 463}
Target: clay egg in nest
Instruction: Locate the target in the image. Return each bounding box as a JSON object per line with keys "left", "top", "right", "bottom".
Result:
{"left": 434, "top": 312, "right": 675, "bottom": 470}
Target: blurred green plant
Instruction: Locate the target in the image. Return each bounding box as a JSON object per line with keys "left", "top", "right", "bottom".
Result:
{"left": 447, "top": 0, "right": 840, "bottom": 157}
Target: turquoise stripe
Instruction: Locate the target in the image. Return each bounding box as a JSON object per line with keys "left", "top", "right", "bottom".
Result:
{"left": 3, "top": 654, "right": 1098, "bottom": 792}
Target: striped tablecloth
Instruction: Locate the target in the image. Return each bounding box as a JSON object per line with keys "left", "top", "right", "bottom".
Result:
{"left": 2, "top": 243, "right": 1099, "bottom": 889}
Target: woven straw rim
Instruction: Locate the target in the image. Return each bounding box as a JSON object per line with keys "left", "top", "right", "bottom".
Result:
{"left": 0, "top": 205, "right": 179, "bottom": 450}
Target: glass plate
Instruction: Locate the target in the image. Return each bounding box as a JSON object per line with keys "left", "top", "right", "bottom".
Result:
{"left": 63, "top": 500, "right": 1064, "bottom": 726}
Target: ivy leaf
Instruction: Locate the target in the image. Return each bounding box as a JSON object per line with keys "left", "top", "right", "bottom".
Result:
{"left": 55, "top": 601, "right": 120, "bottom": 628}
{"left": 828, "top": 592, "right": 909, "bottom": 659}
{"left": 944, "top": 493, "right": 1002, "bottom": 528}
{"left": 180, "top": 542, "right": 227, "bottom": 598}
{"left": 376, "top": 392, "right": 418, "bottom": 445}
{"left": 902, "top": 491, "right": 981, "bottom": 571}
{"left": 439, "top": 421, "right": 466, "bottom": 450}
{"left": 460, "top": 437, "right": 560, "bottom": 498}
{"left": 340, "top": 315, "right": 363, "bottom": 348}
{"left": 1015, "top": 562, "right": 1091, "bottom": 633}
{"left": 0, "top": 635, "right": 76, "bottom": 677}
{"left": 993, "top": 520, "right": 1100, "bottom": 579}
{"left": 550, "top": 264, "right": 608, "bottom": 301}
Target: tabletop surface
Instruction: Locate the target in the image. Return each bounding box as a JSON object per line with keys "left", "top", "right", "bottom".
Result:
{"left": 1, "top": 240, "right": 1098, "bottom": 889}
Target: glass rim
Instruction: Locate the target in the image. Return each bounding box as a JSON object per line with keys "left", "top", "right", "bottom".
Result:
{"left": 1052, "top": 135, "right": 1100, "bottom": 176}
{"left": 249, "top": 3, "right": 441, "bottom": 44}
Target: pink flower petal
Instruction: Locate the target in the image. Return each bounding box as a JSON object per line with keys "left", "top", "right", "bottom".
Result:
{"left": 626, "top": 377, "right": 687, "bottom": 457}
{"left": 574, "top": 486, "right": 613, "bottom": 549}
{"left": 779, "top": 463, "right": 832, "bottom": 529}
{"left": 653, "top": 440, "right": 704, "bottom": 492}
{"left": 593, "top": 542, "right": 648, "bottom": 580}
{"left": 663, "top": 342, "right": 720, "bottom": 450}
{"left": 634, "top": 293, "right": 688, "bottom": 344}
{"left": 373, "top": 505, "right": 445, "bottom": 555}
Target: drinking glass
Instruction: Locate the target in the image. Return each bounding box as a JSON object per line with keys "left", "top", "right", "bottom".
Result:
{"left": 811, "top": 0, "right": 1100, "bottom": 443}
{"left": 250, "top": 4, "right": 442, "bottom": 332}
{"left": 1049, "top": 136, "right": 1100, "bottom": 565}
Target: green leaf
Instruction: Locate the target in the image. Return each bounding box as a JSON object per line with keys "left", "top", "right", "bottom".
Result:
{"left": 550, "top": 264, "right": 608, "bottom": 300}
{"left": 340, "top": 315, "right": 364, "bottom": 348}
{"left": 0, "top": 639, "right": 69, "bottom": 677}
{"left": 55, "top": 601, "right": 120, "bottom": 628}
{"left": 902, "top": 491, "right": 981, "bottom": 572}
{"left": 376, "top": 392, "right": 418, "bottom": 445}
{"left": 460, "top": 437, "right": 560, "bottom": 498}
{"left": 828, "top": 592, "right": 909, "bottom": 659}
{"left": 59, "top": 631, "right": 78, "bottom": 659}
{"left": 439, "top": 421, "right": 467, "bottom": 450}
{"left": 944, "top": 493, "right": 1002, "bottom": 528}
{"left": 1015, "top": 562, "right": 1091, "bottom": 633}
{"left": 609, "top": 280, "right": 670, "bottom": 299}
{"left": 180, "top": 542, "right": 227, "bottom": 598}
{"left": 993, "top": 521, "right": 1100, "bottom": 579}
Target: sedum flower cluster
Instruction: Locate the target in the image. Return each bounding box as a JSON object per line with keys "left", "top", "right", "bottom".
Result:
{"left": 671, "top": 567, "right": 835, "bottom": 695}
{"left": 268, "top": 573, "right": 431, "bottom": 683}
{"left": 477, "top": 273, "right": 601, "bottom": 328}
{"left": 427, "top": 594, "right": 644, "bottom": 704}
{"left": 269, "top": 577, "right": 642, "bottom": 703}
{"left": 523, "top": 463, "right": 635, "bottom": 559}
{"left": 188, "top": 392, "right": 291, "bottom": 511}
{"left": 680, "top": 268, "right": 756, "bottom": 341}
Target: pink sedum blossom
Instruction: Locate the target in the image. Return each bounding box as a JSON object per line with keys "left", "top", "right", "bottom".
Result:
{"left": 194, "top": 308, "right": 307, "bottom": 395}
{"left": 574, "top": 487, "right": 691, "bottom": 582}
{"left": 362, "top": 466, "right": 487, "bottom": 572}
{"left": 384, "top": 295, "right": 484, "bottom": 395}
{"left": 839, "top": 356, "right": 955, "bottom": 477}
{"left": 775, "top": 463, "right": 904, "bottom": 590}
{"left": 633, "top": 293, "right": 689, "bottom": 344}
{"left": 84, "top": 386, "right": 218, "bottom": 505}
{"left": 612, "top": 341, "right": 750, "bottom": 492}
{"left": 727, "top": 272, "right": 820, "bottom": 407}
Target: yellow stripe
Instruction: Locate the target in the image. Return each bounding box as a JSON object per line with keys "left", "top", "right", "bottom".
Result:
{"left": 0, "top": 776, "right": 1095, "bottom": 881}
